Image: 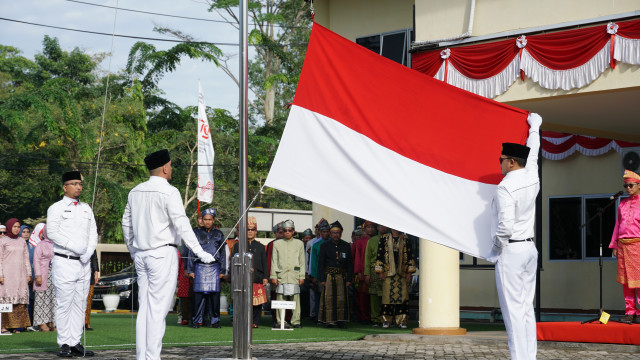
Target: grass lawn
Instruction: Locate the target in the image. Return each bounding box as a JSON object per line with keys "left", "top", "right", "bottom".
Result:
{"left": 0, "top": 313, "right": 506, "bottom": 354}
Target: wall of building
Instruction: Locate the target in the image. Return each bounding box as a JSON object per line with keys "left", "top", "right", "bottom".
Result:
{"left": 313, "top": 0, "right": 414, "bottom": 40}
{"left": 414, "top": 0, "right": 640, "bottom": 103}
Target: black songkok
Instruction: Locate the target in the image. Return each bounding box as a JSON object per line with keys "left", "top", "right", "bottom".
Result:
{"left": 501, "top": 143, "right": 530, "bottom": 159}
{"left": 62, "top": 171, "right": 82, "bottom": 184}
{"left": 330, "top": 221, "right": 343, "bottom": 231}
{"left": 144, "top": 149, "right": 171, "bottom": 170}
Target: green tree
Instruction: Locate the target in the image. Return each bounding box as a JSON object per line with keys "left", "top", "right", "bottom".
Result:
{"left": 0, "top": 37, "right": 147, "bottom": 241}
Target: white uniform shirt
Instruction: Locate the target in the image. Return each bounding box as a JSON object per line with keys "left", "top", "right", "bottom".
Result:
{"left": 122, "top": 176, "right": 205, "bottom": 255}
{"left": 46, "top": 196, "right": 98, "bottom": 256}
{"left": 491, "top": 124, "right": 540, "bottom": 249}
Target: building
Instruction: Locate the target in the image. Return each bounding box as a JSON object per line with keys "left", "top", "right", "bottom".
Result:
{"left": 311, "top": 0, "right": 640, "bottom": 330}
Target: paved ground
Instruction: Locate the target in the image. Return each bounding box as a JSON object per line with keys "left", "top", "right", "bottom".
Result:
{"left": 2, "top": 331, "right": 639, "bottom": 359}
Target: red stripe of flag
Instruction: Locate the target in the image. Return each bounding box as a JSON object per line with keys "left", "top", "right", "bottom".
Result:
{"left": 293, "top": 22, "right": 530, "bottom": 185}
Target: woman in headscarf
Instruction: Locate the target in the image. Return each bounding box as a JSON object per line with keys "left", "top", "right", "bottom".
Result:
{"left": 0, "top": 218, "right": 32, "bottom": 334}
{"left": 32, "top": 223, "right": 56, "bottom": 332}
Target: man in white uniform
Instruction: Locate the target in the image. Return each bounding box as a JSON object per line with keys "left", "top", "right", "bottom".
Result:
{"left": 47, "top": 171, "right": 98, "bottom": 357}
{"left": 488, "top": 114, "right": 541, "bottom": 360}
{"left": 122, "top": 149, "right": 215, "bottom": 360}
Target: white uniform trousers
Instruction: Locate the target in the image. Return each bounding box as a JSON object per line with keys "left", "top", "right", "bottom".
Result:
{"left": 52, "top": 256, "right": 91, "bottom": 347}
{"left": 495, "top": 241, "right": 538, "bottom": 360}
{"left": 134, "top": 246, "right": 178, "bottom": 360}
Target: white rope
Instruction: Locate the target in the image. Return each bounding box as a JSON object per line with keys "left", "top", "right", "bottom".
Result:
{"left": 90, "top": 0, "right": 119, "bottom": 209}
{"left": 85, "top": 0, "right": 118, "bottom": 354}
{"left": 212, "top": 184, "right": 267, "bottom": 259}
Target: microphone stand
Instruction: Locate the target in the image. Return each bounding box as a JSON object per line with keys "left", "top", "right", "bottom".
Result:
{"left": 580, "top": 193, "right": 627, "bottom": 324}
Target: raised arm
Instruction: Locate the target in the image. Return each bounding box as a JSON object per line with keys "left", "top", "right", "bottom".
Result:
{"left": 525, "top": 113, "right": 542, "bottom": 174}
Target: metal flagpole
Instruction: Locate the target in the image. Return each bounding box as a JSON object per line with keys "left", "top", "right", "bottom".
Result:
{"left": 232, "top": 0, "right": 251, "bottom": 358}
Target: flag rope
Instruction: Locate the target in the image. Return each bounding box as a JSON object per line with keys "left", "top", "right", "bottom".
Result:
{"left": 211, "top": 184, "right": 266, "bottom": 259}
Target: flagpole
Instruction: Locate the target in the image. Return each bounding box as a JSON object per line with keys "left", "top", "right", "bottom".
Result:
{"left": 233, "top": 0, "right": 251, "bottom": 358}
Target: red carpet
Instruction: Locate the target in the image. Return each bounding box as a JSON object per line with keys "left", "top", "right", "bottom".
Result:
{"left": 537, "top": 321, "right": 640, "bottom": 345}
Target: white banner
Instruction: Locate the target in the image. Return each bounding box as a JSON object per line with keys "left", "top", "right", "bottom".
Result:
{"left": 197, "top": 81, "right": 215, "bottom": 203}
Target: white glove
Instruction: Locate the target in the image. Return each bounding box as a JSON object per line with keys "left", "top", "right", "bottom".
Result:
{"left": 67, "top": 241, "right": 87, "bottom": 256}
{"left": 80, "top": 251, "right": 92, "bottom": 264}
{"left": 527, "top": 113, "right": 542, "bottom": 129}
{"left": 198, "top": 252, "right": 215, "bottom": 264}
{"left": 485, "top": 245, "right": 501, "bottom": 264}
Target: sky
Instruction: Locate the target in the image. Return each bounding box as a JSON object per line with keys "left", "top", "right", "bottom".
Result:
{"left": 1, "top": 0, "right": 249, "bottom": 113}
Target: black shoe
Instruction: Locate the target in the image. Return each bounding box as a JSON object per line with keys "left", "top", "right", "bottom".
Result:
{"left": 292, "top": 324, "right": 302, "bottom": 328}
{"left": 191, "top": 324, "right": 200, "bottom": 329}
{"left": 84, "top": 325, "right": 94, "bottom": 331}
{"left": 211, "top": 323, "right": 221, "bottom": 328}
{"left": 58, "top": 344, "right": 73, "bottom": 358}
{"left": 70, "top": 343, "right": 94, "bottom": 357}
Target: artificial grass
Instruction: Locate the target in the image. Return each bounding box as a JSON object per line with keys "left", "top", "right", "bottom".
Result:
{"left": 0, "top": 313, "right": 506, "bottom": 354}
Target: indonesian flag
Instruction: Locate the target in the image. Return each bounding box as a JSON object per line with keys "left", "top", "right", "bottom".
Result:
{"left": 265, "top": 23, "right": 536, "bottom": 259}
{"left": 197, "top": 81, "right": 215, "bottom": 203}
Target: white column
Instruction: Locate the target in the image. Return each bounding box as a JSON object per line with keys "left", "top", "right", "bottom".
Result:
{"left": 413, "top": 239, "right": 466, "bottom": 335}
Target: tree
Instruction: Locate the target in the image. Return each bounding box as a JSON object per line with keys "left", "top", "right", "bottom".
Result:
{"left": 0, "top": 37, "right": 147, "bottom": 241}
{"left": 207, "top": 0, "right": 311, "bottom": 126}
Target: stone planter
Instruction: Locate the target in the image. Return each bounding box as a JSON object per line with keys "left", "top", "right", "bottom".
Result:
{"left": 103, "top": 294, "right": 121, "bottom": 312}
{"left": 220, "top": 294, "right": 228, "bottom": 313}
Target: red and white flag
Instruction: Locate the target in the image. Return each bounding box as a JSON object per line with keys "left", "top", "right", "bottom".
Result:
{"left": 265, "top": 23, "right": 536, "bottom": 259}
{"left": 197, "top": 81, "right": 215, "bottom": 203}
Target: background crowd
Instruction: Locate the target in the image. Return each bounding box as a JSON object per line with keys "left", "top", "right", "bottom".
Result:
{"left": 0, "top": 218, "right": 98, "bottom": 335}
{"left": 173, "top": 213, "right": 419, "bottom": 330}
{"left": 0, "top": 212, "right": 420, "bottom": 335}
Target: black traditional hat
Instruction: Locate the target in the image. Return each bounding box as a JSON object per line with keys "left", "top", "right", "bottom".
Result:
{"left": 501, "top": 143, "right": 530, "bottom": 159}
{"left": 144, "top": 149, "right": 171, "bottom": 170}
{"left": 301, "top": 228, "right": 313, "bottom": 237}
{"left": 330, "top": 221, "right": 343, "bottom": 231}
{"left": 62, "top": 171, "right": 82, "bottom": 184}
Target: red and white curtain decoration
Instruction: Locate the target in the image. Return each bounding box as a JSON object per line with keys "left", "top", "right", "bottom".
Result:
{"left": 413, "top": 19, "right": 640, "bottom": 98}
{"left": 541, "top": 131, "right": 640, "bottom": 160}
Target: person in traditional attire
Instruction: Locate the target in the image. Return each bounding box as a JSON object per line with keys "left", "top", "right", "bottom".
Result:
{"left": 84, "top": 251, "right": 99, "bottom": 330}
{"left": 309, "top": 219, "right": 331, "bottom": 321}
{"left": 187, "top": 207, "right": 225, "bottom": 328}
{"left": 299, "top": 228, "right": 314, "bottom": 319}
{"left": 122, "top": 149, "right": 215, "bottom": 359}
{"left": 270, "top": 219, "right": 306, "bottom": 328}
{"left": 47, "top": 171, "right": 98, "bottom": 357}
{"left": 33, "top": 224, "right": 56, "bottom": 332}
{"left": 266, "top": 221, "right": 285, "bottom": 325}
{"left": 364, "top": 222, "right": 385, "bottom": 326}
{"left": 610, "top": 169, "right": 640, "bottom": 324}
{"left": 223, "top": 232, "right": 237, "bottom": 317}
{"left": 375, "top": 228, "right": 416, "bottom": 329}
{"left": 486, "top": 114, "right": 541, "bottom": 360}
{"left": 176, "top": 245, "right": 192, "bottom": 325}
{"left": 232, "top": 216, "right": 268, "bottom": 327}
{"left": 0, "top": 218, "right": 32, "bottom": 334}
{"left": 352, "top": 224, "right": 370, "bottom": 323}
{"left": 318, "top": 221, "right": 353, "bottom": 328}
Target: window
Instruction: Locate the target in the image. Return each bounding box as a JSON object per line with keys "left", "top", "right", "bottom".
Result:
{"left": 548, "top": 195, "right": 617, "bottom": 261}
{"left": 356, "top": 29, "right": 413, "bottom": 66}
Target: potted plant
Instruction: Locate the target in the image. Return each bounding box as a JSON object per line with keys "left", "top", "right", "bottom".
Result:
{"left": 102, "top": 286, "right": 121, "bottom": 312}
